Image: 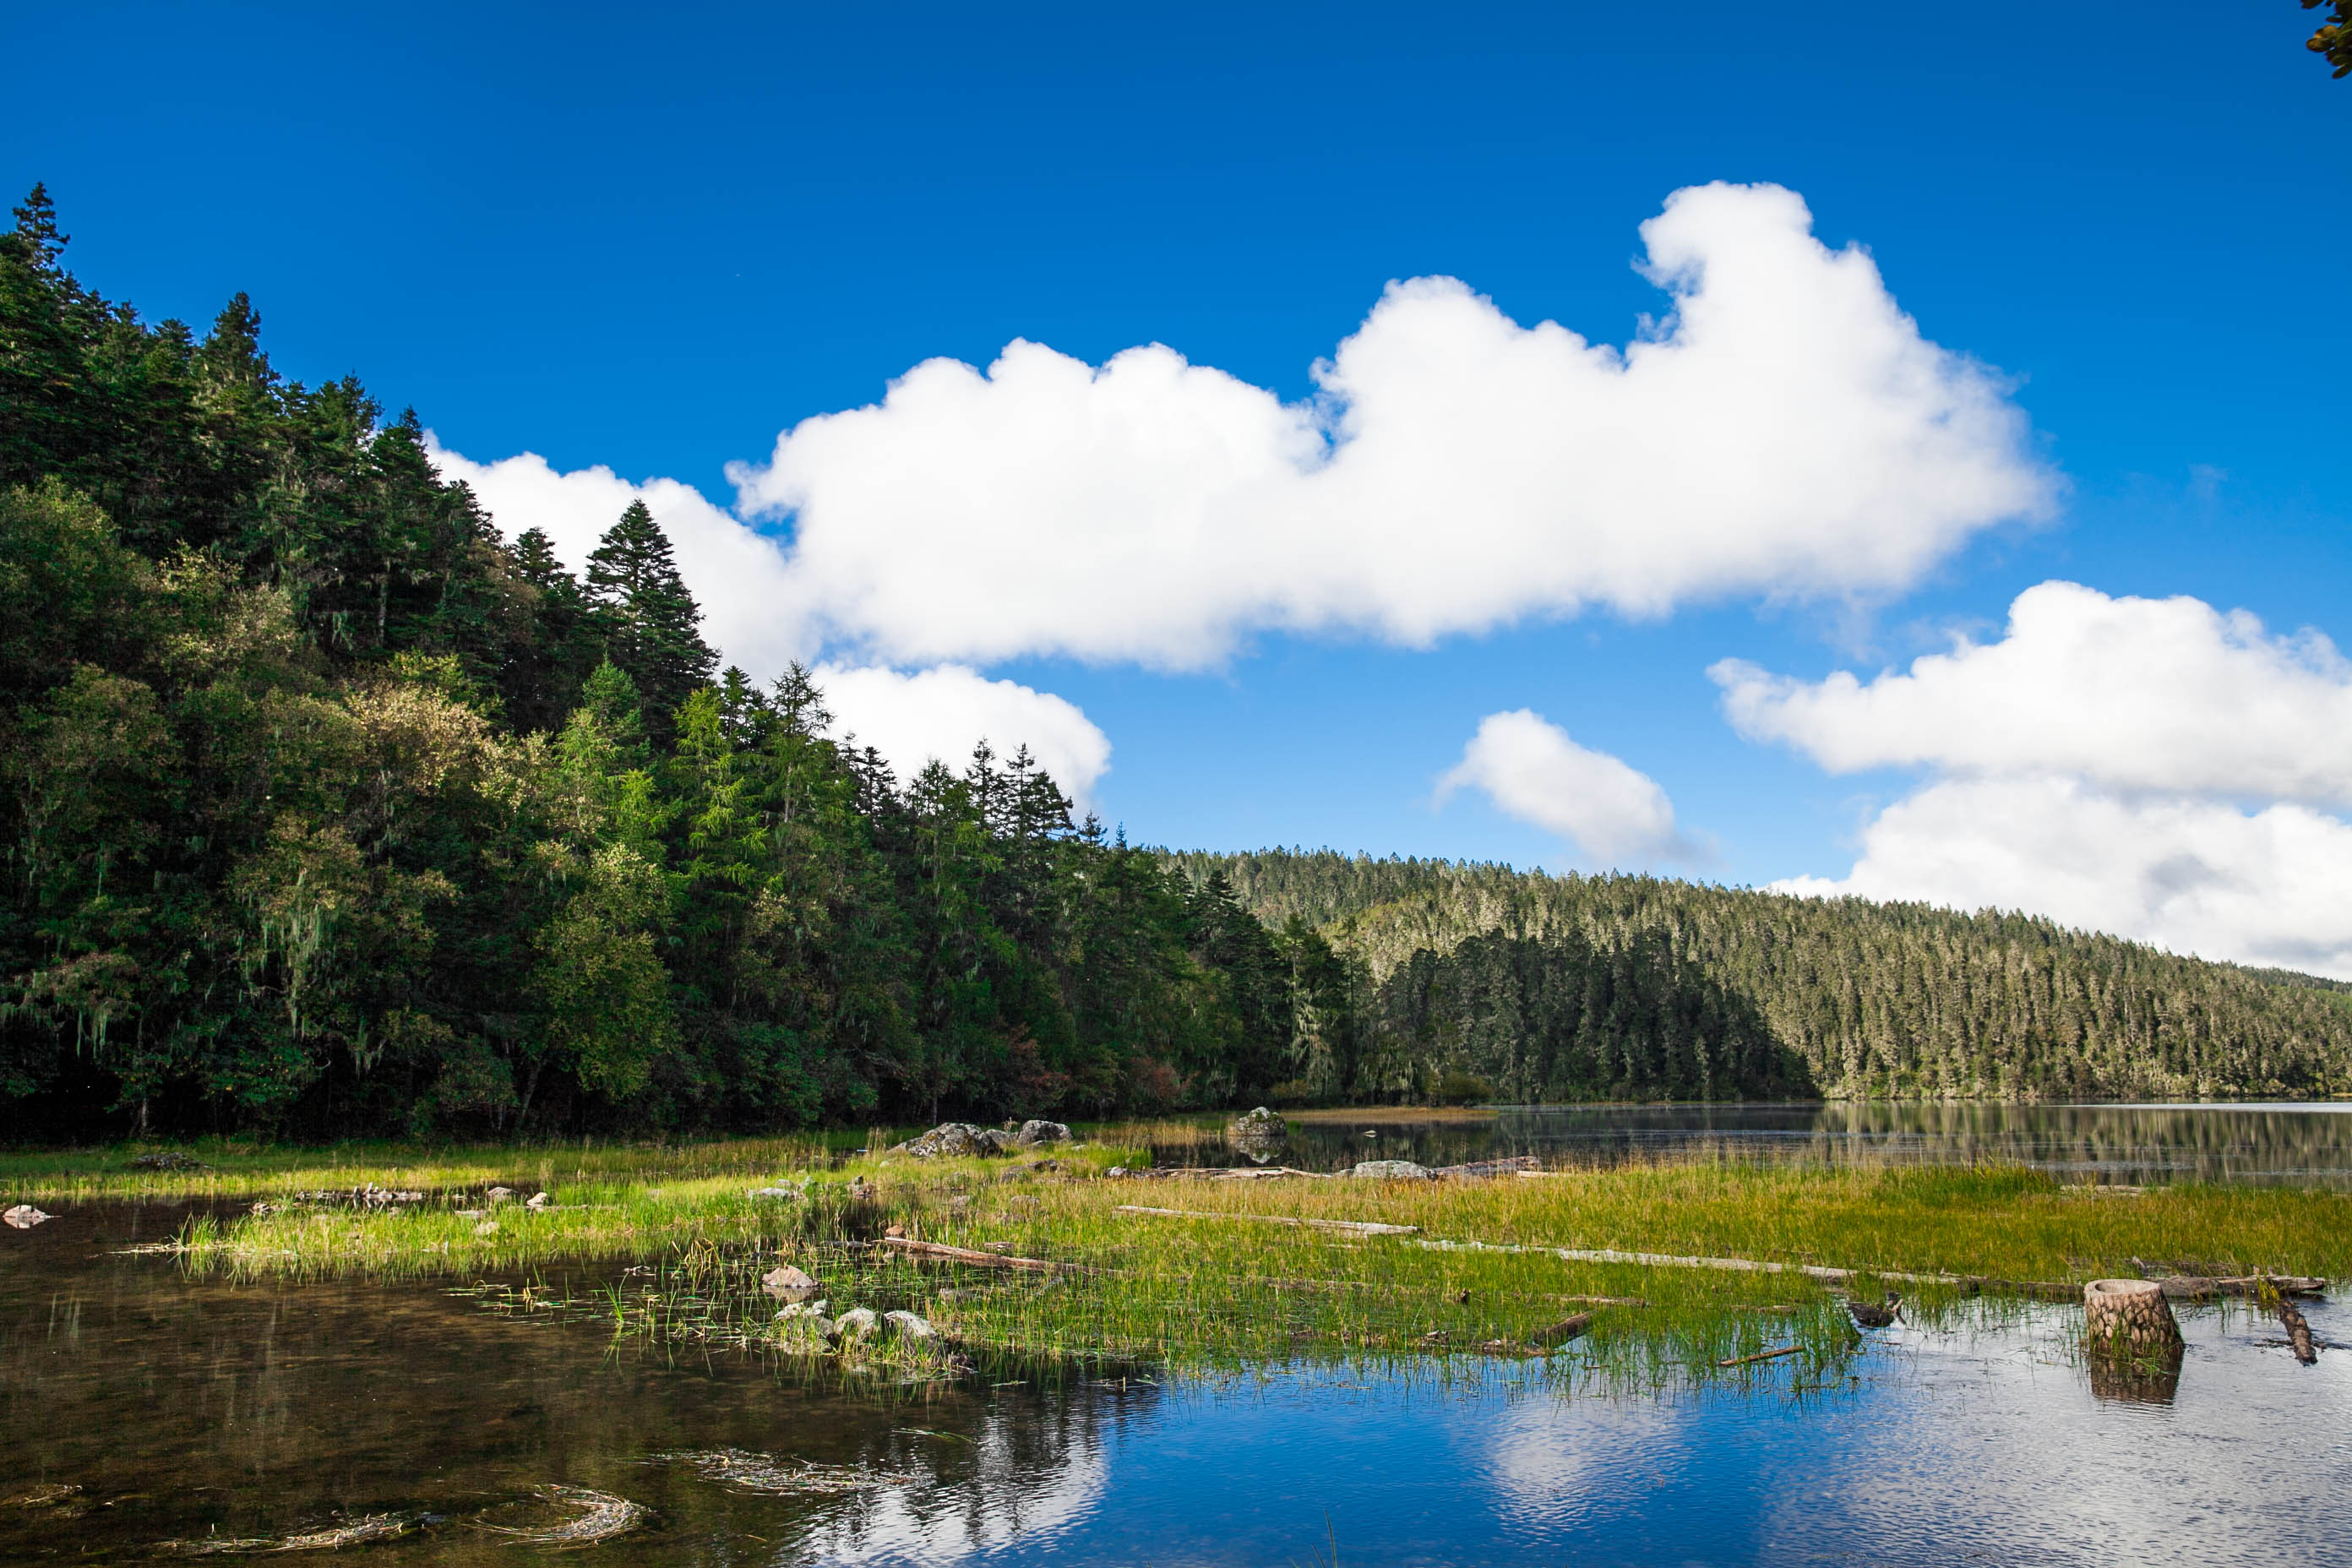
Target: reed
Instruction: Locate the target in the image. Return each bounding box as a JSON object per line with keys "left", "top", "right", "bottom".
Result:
{"left": 128, "top": 1139, "right": 2350, "bottom": 1391}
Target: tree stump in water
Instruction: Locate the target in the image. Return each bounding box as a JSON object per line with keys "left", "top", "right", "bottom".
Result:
{"left": 2084, "top": 1278, "right": 2183, "bottom": 1354}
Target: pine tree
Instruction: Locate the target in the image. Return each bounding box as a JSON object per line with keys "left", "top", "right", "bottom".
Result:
{"left": 584, "top": 499, "right": 715, "bottom": 741}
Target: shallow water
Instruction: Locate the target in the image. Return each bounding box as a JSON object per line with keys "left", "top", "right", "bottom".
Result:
{"left": 1190, "top": 1101, "right": 2352, "bottom": 1186}
{"left": 3, "top": 1202, "right": 2347, "bottom": 1565}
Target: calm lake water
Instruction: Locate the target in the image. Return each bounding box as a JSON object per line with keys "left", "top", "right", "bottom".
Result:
{"left": 1190, "top": 1101, "right": 2352, "bottom": 1187}
{"left": 5, "top": 1104, "right": 2349, "bottom": 1566}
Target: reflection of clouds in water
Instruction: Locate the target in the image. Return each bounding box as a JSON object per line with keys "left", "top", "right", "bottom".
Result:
{"left": 1471, "top": 1395, "right": 1691, "bottom": 1526}
{"left": 789, "top": 1404, "right": 1112, "bottom": 1565}
{"left": 1757, "top": 1307, "right": 2352, "bottom": 1565}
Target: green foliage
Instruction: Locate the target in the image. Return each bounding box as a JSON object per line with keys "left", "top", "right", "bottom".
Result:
{"left": 2309, "top": 0, "right": 2351, "bottom": 78}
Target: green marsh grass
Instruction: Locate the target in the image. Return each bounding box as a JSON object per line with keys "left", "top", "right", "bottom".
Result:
{"left": 24, "top": 1133, "right": 2345, "bottom": 1391}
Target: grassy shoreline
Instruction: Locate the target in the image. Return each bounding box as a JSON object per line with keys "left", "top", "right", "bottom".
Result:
{"left": 11, "top": 1127, "right": 2344, "bottom": 1388}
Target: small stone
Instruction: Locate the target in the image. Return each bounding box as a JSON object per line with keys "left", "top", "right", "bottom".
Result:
{"left": 1106, "top": 1167, "right": 1130, "bottom": 1179}
{"left": 884, "top": 1309, "right": 937, "bottom": 1342}
{"left": 3, "top": 1204, "right": 53, "bottom": 1229}
{"left": 1348, "top": 1160, "right": 1433, "bottom": 1181}
{"left": 884, "top": 1223, "right": 906, "bottom": 1239}
{"left": 762, "top": 1264, "right": 819, "bottom": 1302}
{"left": 486, "top": 1186, "right": 514, "bottom": 1202}
{"left": 835, "top": 1306, "right": 879, "bottom": 1342}
{"left": 525, "top": 1191, "right": 552, "bottom": 1210}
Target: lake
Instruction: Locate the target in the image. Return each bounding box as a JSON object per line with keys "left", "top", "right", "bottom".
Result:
{"left": 1183, "top": 1100, "right": 2352, "bottom": 1187}
{"left": 5, "top": 1104, "right": 2349, "bottom": 1566}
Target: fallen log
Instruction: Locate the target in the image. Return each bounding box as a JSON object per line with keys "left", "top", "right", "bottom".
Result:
{"left": 875, "top": 1236, "right": 1073, "bottom": 1273}
{"left": 1429, "top": 1157, "right": 1541, "bottom": 1180}
{"left": 1718, "top": 1345, "right": 1805, "bottom": 1368}
{"left": 1409, "top": 1236, "right": 2079, "bottom": 1298}
{"left": 1208, "top": 1167, "right": 1331, "bottom": 1181}
{"left": 1529, "top": 1311, "right": 1594, "bottom": 1348}
{"left": 1114, "top": 1205, "right": 1421, "bottom": 1236}
{"left": 2278, "top": 1297, "right": 2319, "bottom": 1364}
{"left": 2152, "top": 1274, "right": 2326, "bottom": 1300}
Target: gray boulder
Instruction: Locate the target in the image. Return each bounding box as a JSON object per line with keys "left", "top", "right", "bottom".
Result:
{"left": 883, "top": 1309, "right": 938, "bottom": 1342}
{"left": 1227, "top": 1106, "right": 1286, "bottom": 1142}
{"left": 834, "top": 1306, "right": 879, "bottom": 1342}
{"left": 890, "top": 1122, "right": 1019, "bottom": 1159}
{"left": 761, "top": 1264, "right": 819, "bottom": 1302}
{"left": 1015, "top": 1119, "right": 1071, "bottom": 1146}
{"left": 1348, "top": 1160, "right": 1435, "bottom": 1181}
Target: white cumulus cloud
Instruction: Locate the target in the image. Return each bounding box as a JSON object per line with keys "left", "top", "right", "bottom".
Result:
{"left": 816, "top": 664, "right": 1112, "bottom": 810}
{"left": 731, "top": 181, "right": 2051, "bottom": 670}
{"left": 1712, "top": 580, "right": 2352, "bottom": 803}
{"left": 1776, "top": 777, "right": 2352, "bottom": 977}
{"left": 1727, "top": 582, "right": 2352, "bottom": 975}
{"left": 1437, "top": 710, "right": 1693, "bottom": 866}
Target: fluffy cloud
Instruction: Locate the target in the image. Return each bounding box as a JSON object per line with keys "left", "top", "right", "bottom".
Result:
{"left": 1437, "top": 710, "right": 1693, "bottom": 865}
{"left": 732, "top": 182, "right": 2050, "bottom": 670}
{"left": 426, "top": 437, "right": 810, "bottom": 678}
{"left": 1713, "top": 581, "right": 2352, "bottom": 803}
{"left": 1729, "top": 582, "right": 2352, "bottom": 975}
{"left": 815, "top": 664, "right": 1112, "bottom": 810}
{"left": 1776, "top": 777, "right": 2352, "bottom": 977}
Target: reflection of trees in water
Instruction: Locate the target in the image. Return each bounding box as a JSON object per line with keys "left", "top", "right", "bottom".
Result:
{"left": 0, "top": 1204, "right": 1145, "bottom": 1565}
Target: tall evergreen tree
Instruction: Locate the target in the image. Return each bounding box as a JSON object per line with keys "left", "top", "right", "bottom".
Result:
{"left": 584, "top": 500, "right": 714, "bottom": 742}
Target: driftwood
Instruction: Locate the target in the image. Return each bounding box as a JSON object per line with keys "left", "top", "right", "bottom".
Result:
{"left": 1114, "top": 1205, "right": 1421, "bottom": 1236}
{"left": 2278, "top": 1297, "right": 2319, "bottom": 1364}
{"left": 2152, "top": 1274, "right": 2326, "bottom": 1300}
{"left": 1529, "top": 1311, "right": 1595, "bottom": 1348}
{"left": 1429, "top": 1157, "right": 1541, "bottom": 1180}
{"left": 1208, "top": 1167, "right": 1331, "bottom": 1182}
{"left": 875, "top": 1236, "right": 1073, "bottom": 1273}
{"left": 1409, "top": 1236, "right": 2080, "bottom": 1299}
{"left": 1718, "top": 1345, "right": 1805, "bottom": 1368}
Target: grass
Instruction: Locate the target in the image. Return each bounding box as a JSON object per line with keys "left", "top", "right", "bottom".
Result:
{"left": 14, "top": 1125, "right": 2347, "bottom": 1391}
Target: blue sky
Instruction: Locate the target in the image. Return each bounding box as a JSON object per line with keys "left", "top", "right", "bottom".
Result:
{"left": 9, "top": 2, "right": 2350, "bottom": 967}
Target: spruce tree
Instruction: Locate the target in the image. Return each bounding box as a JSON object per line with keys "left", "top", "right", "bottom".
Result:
{"left": 584, "top": 499, "right": 715, "bottom": 742}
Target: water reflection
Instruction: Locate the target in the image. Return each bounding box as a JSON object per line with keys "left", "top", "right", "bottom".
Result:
{"left": 1162, "top": 1102, "right": 2352, "bottom": 1187}
{"left": 0, "top": 1204, "right": 2344, "bottom": 1565}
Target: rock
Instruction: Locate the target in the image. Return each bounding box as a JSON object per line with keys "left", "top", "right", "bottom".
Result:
{"left": 1015, "top": 1119, "right": 1071, "bottom": 1146}
{"left": 3, "top": 1204, "right": 53, "bottom": 1228}
{"left": 1348, "top": 1160, "right": 1434, "bottom": 1181}
{"left": 486, "top": 1186, "right": 514, "bottom": 1203}
{"left": 884, "top": 1223, "right": 906, "bottom": 1239}
{"left": 525, "top": 1191, "right": 552, "bottom": 1210}
{"left": 773, "top": 1302, "right": 836, "bottom": 1348}
{"left": 1226, "top": 1107, "right": 1286, "bottom": 1143}
{"left": 746, "top": 1185, "right": 801, "bottom": 1201}
{"left": 762, "top": 1264, "right": 820, "bottom": 1302}
{"left": 890, "top": 1122, "right": 1022, "bottom": 1159}
{"left": 1106, "top": 1166, "right": 1130, "bottom": 1179}
{"left": 884, "top": 1309, "right": 938, "bottom": 1342}
{"left": 835, "top": 1306, "right": 879, "bottom": 1342}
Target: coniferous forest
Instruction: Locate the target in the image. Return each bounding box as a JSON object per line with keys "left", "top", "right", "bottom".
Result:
{"left": 6, "top": 185, "right": 2351, "bottom": 1139}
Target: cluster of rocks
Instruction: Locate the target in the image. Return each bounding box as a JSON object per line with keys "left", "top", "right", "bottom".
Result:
{"left": 127, "top": 1151, "right": 210, "bottom": 1172}
{"left": 286, "top": 1183, "right": 428, "bottom": 1207}
{"left": 886, "top": 1120, "right": 1071, "bottom": 1159}
{"left": 763, "top": 1261, "right": 940, "bottom": 1354}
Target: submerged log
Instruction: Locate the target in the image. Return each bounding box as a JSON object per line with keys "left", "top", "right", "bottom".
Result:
{"left": 2278, "top": 1297, "right": 2319, "bottom": 1365}
{"left": 2083, "top": 1278, "right": 2184, "bottom": 1354}
{"left": 1113, "top": 1205, "right": 1421, "bottom": 1236}
{"left": 1528, "top": 1311, "right": 1595, "bottom": 1348}
{"left": 1718, "top": 1345, "right": 1805, "bottom": 1367}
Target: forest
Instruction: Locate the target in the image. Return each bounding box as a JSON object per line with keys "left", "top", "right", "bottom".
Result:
{"left": 5, "top": 182, "right": 2350, "bottom": 1139}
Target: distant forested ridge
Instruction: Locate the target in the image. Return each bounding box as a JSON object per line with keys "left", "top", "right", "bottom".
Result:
{"left": 1160, "top": 850, "right": 2352, "bottom": 1103}
{"left": 4, "top": 187, "right": 2344, "bottom": 1140}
